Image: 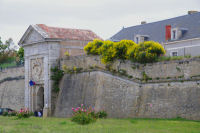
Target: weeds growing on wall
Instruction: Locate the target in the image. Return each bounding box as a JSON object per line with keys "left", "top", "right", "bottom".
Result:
{"left": 51, "top": 67, "right": 64, "bottom": 93}
{"left": 64, "top": 51, "right": 70, "bottom": 56}
{"left": 142, "top": 72, "right": 152, "bottom": 82}
{"left": 62, "top": 65, "right": 83, "bottom": 74}
{"left": 84, "top": 40, "right": 165, "bottom": 64}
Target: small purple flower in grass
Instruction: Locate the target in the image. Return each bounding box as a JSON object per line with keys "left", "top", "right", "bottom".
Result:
{"left": 81, "top": 104, "right": 84, "bottom": 107}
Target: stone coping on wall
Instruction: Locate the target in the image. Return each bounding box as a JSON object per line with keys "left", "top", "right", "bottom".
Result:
{"left": 0, "top": 66, "right": 25, "bottom": 81}
{"left": 64, "top": 69, "right": 200, "bottom": 84}
{"left": 0, "top": 76, "right": 25, "bottom": 84}
{"left": 60, "top": 55, "right": 200, "bottom": 83}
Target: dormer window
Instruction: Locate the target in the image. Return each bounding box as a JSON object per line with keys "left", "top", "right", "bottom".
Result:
{"left": 172, "top": 30, "right": 176, "bottom": 39}
{"left": 170, "top": 27, "right": 187, "bottom": 40}
{"left": 136, "top": 37, "right": 139, "bottom": 44}
{"left": 171, "top": 28, "right": 178, "bottom": 40}
{"left": 144, "top": 37, "right": 148, "bottom": 41}
{"left": 135, "top": 35, "right": 149, "bottom": 43}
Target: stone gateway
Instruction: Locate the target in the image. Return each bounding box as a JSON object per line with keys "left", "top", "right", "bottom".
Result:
{"left": 18, "top": 24, "right": 102, "bottom": 115}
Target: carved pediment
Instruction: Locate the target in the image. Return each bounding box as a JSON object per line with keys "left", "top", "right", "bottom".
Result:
{"left": 18, "top": 25, "right": 47, "bottom": 46}
{"left": 23, "top": 29, "right": 44, "bottom": 44}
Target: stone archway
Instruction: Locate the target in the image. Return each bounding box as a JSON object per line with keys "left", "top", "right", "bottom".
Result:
{"left": 36, "top": 87, "right": 44, "bottom": 111}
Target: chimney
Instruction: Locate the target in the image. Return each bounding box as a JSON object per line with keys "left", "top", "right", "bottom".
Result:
{"left": 141, "top": 21, "right": 147, "bottom": 24}
{"left": 188, "top": 10, "right": 198, "bottom": 15}
{"left": 165, "top": 25, "right": 171, "bottom": 41}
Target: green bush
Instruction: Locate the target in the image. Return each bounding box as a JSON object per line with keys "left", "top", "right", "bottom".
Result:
{"left": 71, "top": 105, "right": 96, "bottom": 125}
{"left": 17, "top": 112, "right": 32, "bottom": 119}
{"left": 71, "top": 105, "right": 107, "bottom": 125}
{"left": 9, "top": 111, "right": 17, "bottom": 116}
{"left": 4, "top": 111, "right": 18, "bottom": 117}
{"left": 2, "top": 111, "right": 8, "bottom": 116}
{"left": 96, "top": 111, "right": 107, "bottom": 119}
{"left": 156, "top": 55, "right": 192, "bottom": 62}
{"left": 17, "top": 108, "right": 33, "bottom": 119}
{"left": 72, "top": 112, "right": 95, "bottom": 125}
{"left": 128, "top": 41, "right": 166, "bottom": 63}
{"left": 84, "top": 39, "right": 103, "bottom": 55}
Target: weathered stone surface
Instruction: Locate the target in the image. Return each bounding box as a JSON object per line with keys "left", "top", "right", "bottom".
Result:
{"left": 61, "top": 55, "right": 200, "bottom": 82}
{"left": 0, "top": 67, "right": 25, "bottom": 111}
{"left": 55, "top": 71, "right": 200, "bottom": 120}
{"left": 56, "top": 56, "right": 200, "bottom": 120}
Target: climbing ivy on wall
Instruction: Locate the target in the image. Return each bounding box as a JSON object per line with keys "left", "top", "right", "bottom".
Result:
{"left": 51, "top": 67, "right": 64, "bottom": 93}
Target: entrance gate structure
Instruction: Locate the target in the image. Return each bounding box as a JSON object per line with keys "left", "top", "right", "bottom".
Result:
{"left": 18, "top": 24, "right": 101, "bottom": 116}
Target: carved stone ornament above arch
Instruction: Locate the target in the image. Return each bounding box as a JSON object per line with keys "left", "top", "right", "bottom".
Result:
{"left": 30, "top": 58, "right": 44, "bottom": 82}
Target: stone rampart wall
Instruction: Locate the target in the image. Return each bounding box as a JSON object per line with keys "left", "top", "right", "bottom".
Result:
{"left": 0, "top": 67, "right": 25, "bottom": 110}
{"left": 55, "top": 56, "right": 200, "bottom": 120}
{"left": 61, "top": 56, "right": 200, "bottom": 83}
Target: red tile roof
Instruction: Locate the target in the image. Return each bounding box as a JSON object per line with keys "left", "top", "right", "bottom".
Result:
{"left": 37, "top": 24, "right": 102, "bottom": 41}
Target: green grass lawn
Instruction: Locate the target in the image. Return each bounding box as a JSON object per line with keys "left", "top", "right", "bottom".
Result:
{"left": 0, "top": 116, "right": 200, "bottom": 133}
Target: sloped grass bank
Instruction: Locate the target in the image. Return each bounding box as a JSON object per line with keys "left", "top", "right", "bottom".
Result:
{"left": 0, "top": 116, "right": 200, "bottom": 133}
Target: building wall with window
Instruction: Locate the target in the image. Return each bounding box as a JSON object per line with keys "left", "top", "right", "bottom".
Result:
{"left": 164, "top": 38, "right": 200, "bottom": 56}
{"left": 110, "top": 11, "right": 200, "bottom": 57}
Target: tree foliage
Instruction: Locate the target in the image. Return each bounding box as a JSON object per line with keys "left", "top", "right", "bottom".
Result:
{"left": 0, "top": 37, "right": 9, "bottom": 63}
{"left": 17, "top": 47, "right": 24, "bottom": 64}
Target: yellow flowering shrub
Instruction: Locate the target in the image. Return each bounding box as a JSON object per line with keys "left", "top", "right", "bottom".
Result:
{"left": 126, "top": 44, "right": 139, "bottom": 59}
{"left": 84, "top": 39, "right": 103, "bottom": 55}
{"left": 84, "top": 39, "right": 165, "bottom": 64}
{"left": 114, "top": 40, "right": 137, "bottom": 60}
{"left": 128, "top": 41, "right": 166, "bottom": 63}
{"left": 64, "top": 51, "right": 70, "bottom": 56}
{"left": 98, "top": 40, "right": 116, "bottom": 64}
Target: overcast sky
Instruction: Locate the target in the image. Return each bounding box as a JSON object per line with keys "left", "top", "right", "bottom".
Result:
{"left": 0, "top": 0, "right": 199, "bottom": 45}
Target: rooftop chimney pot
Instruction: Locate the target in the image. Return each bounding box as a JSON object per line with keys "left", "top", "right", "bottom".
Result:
{"left": 188, "top": 10, "right": 198, "bottom": 15}
{"left": 141, "top": 21, "right": 147, "bottom": 24}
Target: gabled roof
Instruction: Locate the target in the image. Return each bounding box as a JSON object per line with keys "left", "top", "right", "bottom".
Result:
{"left": 36, "top": 24, "right": 102, "bottom": 41}
{"left": 19, "top": 24, "right": 102, "bottom": 46}
{"left": 110, "top": 12, "right": 200, "bottom": 43}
